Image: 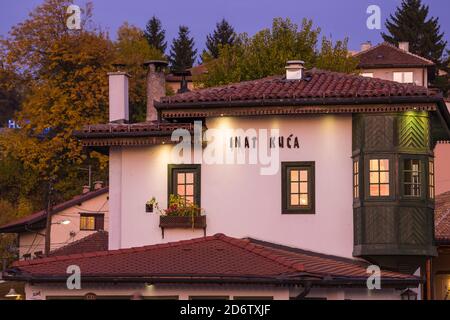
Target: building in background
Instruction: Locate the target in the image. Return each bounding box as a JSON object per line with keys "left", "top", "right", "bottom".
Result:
{"left": 354, "top": 42, "right": 434, "bottom": 87}
{"left": 0, "top": 186, "right": 108, "bottom": 260}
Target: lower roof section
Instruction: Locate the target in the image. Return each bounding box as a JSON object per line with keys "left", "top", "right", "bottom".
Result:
{"left": 4, "top": 233, "right": 419, "bottom": 288}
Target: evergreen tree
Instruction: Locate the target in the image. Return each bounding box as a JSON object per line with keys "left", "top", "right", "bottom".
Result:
{"left": 382, "top": 0, "right": 447, "bottom": 65}
{"left": 169, "top": 26, "right": 197, "bottom": 72}
{"left": 205, "top": 19, "right": 236, "bottom": 59}
{"left": 144, "top": 16, "right": 167, "bottom": 54}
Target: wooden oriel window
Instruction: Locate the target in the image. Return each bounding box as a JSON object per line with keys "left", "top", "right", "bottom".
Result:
{"left": 353, "top": 160, "right": 359, "bottom": 199}
{"left": 404, "top": 159, "right": 422, "bottom": 197}
{"left": 282, "top": 162, "right": 315, "bottom": 214}
{"left": 80, "top": 213, "right": 104, "bottom": 231}
{"left": 369, "top": 159, "right": 390, "bottom": 197}
{"left": 429, "top": 160, "right": 435, "bottom": 199}
{"left": 168, "top": 164, "right": 201, "bottom": 206}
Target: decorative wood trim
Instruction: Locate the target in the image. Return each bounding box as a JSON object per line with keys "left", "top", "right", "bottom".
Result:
{"left": 161, "top": 104, "right": 437, "bottom": 119}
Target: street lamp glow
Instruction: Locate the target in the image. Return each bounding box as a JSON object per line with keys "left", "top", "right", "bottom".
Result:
{"left": 59, "top": 219, "right": 71, "bottom": 225}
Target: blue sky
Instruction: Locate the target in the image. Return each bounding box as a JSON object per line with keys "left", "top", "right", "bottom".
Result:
{"left": 0, "top": 0, "right": 448, "bottom": 54}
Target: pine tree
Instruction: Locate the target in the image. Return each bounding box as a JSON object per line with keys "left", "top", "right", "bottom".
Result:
{"left": 169, "top": 26, "right": 197, "bottom": 72}
{"left": 205, "top": 19, "right": 236, "bottom": 59}
{"left": 144, "top": 16, "right": 167, "bottom": 54}
{"left": 382, "top": 0, "right": 447, "bottom": 65}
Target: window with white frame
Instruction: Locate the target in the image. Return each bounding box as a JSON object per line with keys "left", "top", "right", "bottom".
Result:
{"left": 393, "top": 71, "right": 414, "bottom": 83}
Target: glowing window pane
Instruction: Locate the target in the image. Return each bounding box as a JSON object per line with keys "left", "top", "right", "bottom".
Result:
{"left": 370, "top": 160, "right": 378, "bottom": 171}
{"left": 370, "top": 172, "right": 379, "bottom": 183}
{"left": 290, "top": 170, "right": 299, "bottom": 182}
{"left": 379, "top": 160, "right": 389, "bottom": 171}
{"left": 370, "top": 185, "right": 379, "bottom": 196}
{"left": 291, "top": 194, "right": 299, "bottom": 206}
{"left": 177, "top": 173, "right": 185, "bottom": 184}
{"left": 380, "top": 172, "right": 389, "bottom": 183}
{"left": 186, "top": 184, "right": 194, "bottom": 196}
{"left": 185, "top": 173, "right": 194, "bottom": 184}
{"left": 299, "top": 170, "right": 308, "bottom": 182}
{"left": 177, "top": 185, "right": 185, "bottom": 195}
{"left": 300, "top": 182, "right": 308, "bottom": 193}
{"left": 299, "top": 194, "right": 308, "bottom": 206}
{"left": 291, "top": 183, "right": 298, "bottom": 193}
{"left": 380, "top": 184, "right": 389, "bottom": 196}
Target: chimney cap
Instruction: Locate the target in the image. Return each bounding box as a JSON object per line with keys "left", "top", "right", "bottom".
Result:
{"left": 286, "top": 60, "right": 305, "bottom": 66}
{"left": 144, "top": 60, "right": 169, "bottom": 68}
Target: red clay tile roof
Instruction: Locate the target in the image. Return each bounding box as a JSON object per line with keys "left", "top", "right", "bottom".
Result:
{"left": 355, "top": 42, "right": 434, "bottom": 68}
{"left": 157, "top": 68, "right": 437, "bottom": 106}
{"left": 435, "top": 191, "right": 450, "bottom": 243}
{"left": 49, "top": 231, "right": 108, "bottom": 257}
{"left": 0, "top": 187, "right": 108, "bottom": 233}
{"left": 4, "top": 234, "right": 418, "bottom": 286}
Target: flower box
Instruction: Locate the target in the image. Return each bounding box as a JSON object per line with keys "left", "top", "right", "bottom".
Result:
{"left": 159, "top": 215, "right": 206, "bottom": 238}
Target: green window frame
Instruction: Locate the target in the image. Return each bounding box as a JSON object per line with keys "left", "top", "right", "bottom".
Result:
{"left": 168, "top": 164, "right": 201, "bottom": 206}
{"left": 281, "top": 162, "right": 315, "bottom": 214}
{"left": 368, "top": 159, "right": 390, "bottom": 197}
{"left": 403, "top": 159, "right": 422, "bottom": 197}
{"left": 353, "top": 159, "right": 359, "bottom": 199}
{"left": 429, "top": 159, "right": 435, "bottom": 199}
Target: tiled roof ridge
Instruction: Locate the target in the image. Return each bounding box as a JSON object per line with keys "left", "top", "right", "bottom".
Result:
{"left": 214, "top": 234, "right": 305, "bottom": 272}
{"left": 48, "top": 231, "right": 108, "bottom": 256}
{"left": 354, "top": 42, "right": 434, "bottom": 65}
{"left": 13, "top": 233, "right": 304, "bottom": 273}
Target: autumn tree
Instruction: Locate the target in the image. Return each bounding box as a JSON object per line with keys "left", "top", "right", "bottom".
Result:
{"left": 315, "top": 37, "right": 358, "bottom": 73}
{"left": 144, "top": 16, "right": 167, "bottom": 54}
{"left": 204, "top": 19, "right": 236, "bottom": 59}
{"left": 169, "top": 26, "right": 197, "bottom": 72}
{"left": 0, "top": 0, "right": 111, "bottom": 201}
{"left": 115, "top": 22, "right": 165, "bottom": 122}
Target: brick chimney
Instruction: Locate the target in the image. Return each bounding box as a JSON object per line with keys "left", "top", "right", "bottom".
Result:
{"left": 108, "top": 71, "right": 130, "bottom": 123}
{"left": 144, "top": 60, "right": 168, "bottom": 122}
{"left": 93, "top": 181, "right": 104, "bottom": 190}
{"left": 399, "top": 42, "right": 409, "bottom": 52}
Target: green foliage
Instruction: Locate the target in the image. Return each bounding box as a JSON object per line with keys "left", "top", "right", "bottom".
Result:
{"left": 205, "top": 19, "right": 236, "bottom": 59}
{"left": 198, "top": 18, "right": 357, "bottom": 88}
{"left": 164, "top": 194, "right": 203, "bottom": 218}
{"left": 115, "top": 22, "right": 165, "bottom": 122}
{"left": 316, "top": 37, "right": 359, "bottom": 73}
{"left": 144, "top": 16, "right": 167, "bottom": 54}
{"left": 382, "top": 0, "right": 447, "bottom": 66}
{"left": 169, "top": 26, "right": 197, "bottom": 72}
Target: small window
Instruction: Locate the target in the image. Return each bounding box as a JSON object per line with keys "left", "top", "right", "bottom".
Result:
{"left": 282, "top": 162, "right": 315, "bottom": 214}
{"left": 369, "top": 159, "right": 390, "bottom": 197}
{"left": 361, "top": 72, "right": 374, "bottom": 78}
{"left": 353, "top": 160, "right": 359, "bottom": 199}
{"left": 80, "top": 214, "right": 104, "bottom": 231}
{"left": 429, "top": 160, "right": 435, "bottom": 199}
{"left": 404, "top": 159, "right": 422, "bottom": 197}
{"left": 393, "top": 71, "right": 414, "bottom": 83}
{"left": 168, "top": 164, "right": 201, "bottom": 206}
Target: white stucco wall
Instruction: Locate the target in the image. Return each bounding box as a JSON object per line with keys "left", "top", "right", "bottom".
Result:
{"left": 110, "top": 114, "right": 354, "bottom": 258}
{"left": 19, "top": 192, "right": 109, "bottom": 258}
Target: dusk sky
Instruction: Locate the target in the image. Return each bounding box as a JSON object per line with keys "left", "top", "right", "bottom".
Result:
{"left": 0, "top": 0, "right": 449, "bottom": 57}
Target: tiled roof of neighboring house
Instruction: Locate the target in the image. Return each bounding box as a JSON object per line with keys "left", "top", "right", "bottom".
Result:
{"left": 4, "top": 234, "right": 419, "bottom": 287}
{"left": 49, "top": 231, "right": 108, "bottom": 257}
{"left": 355, "top": 42, "right": 435, "bottom": 69}
{"left": 157, "top": 68, "right": 438, "bottom": 106}
{"left": 435, "top": 191, "right": 450, "bottom": 244}
{"left": 0, "top": 187, "right": 109, "bottom": 233}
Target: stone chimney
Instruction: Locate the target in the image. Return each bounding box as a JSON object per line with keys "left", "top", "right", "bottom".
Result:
{"left": 108, "top": 71, "right": 130, "bottom": 123}
{"left": 285, "top": 60, "right": 305, "bottom": 80}
{"left": 82, "top": 185, "right": 90, "bottom": 194}
{"left": 399, "top": 42, "right": 409, "bottom": 52}
{"left": 144, "top": 60, "right": 168, "bottom": 122}
{"left": 361, "top": 41, "right": 372, "bottom": 52}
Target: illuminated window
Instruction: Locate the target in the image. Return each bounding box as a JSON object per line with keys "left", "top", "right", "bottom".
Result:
{"left": 429, "top": 160, "right": 435, "bottom": 199}
{"left": 393, "top": 71, "right": 414, "bottom": 83}
{"left": 369, "top": 159, "right": 390, "bottom": 197}
{"left": 168, "top": 164, "right": 201, "bottom": 205}
{"left": 361, "top": 72, "right": 374, "bottom": 78}
{"left": 80, "top": 214, "right": 104, "bottom": 231}
{"left": 353, "top": 160, "right": 359, "bottom": 199}
{"left": 404, "top": 159, "right": 422, "bottom": 197}
{"left": 282, "top": 162, "right": 315, "bottom": 214}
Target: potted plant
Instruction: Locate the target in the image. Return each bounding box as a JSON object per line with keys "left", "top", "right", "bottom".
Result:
{"left": 146, "top": 197, "right": 158, "bottom": 213}
{"left": 159, "top": 195, "right": 206, "bottom": 236}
